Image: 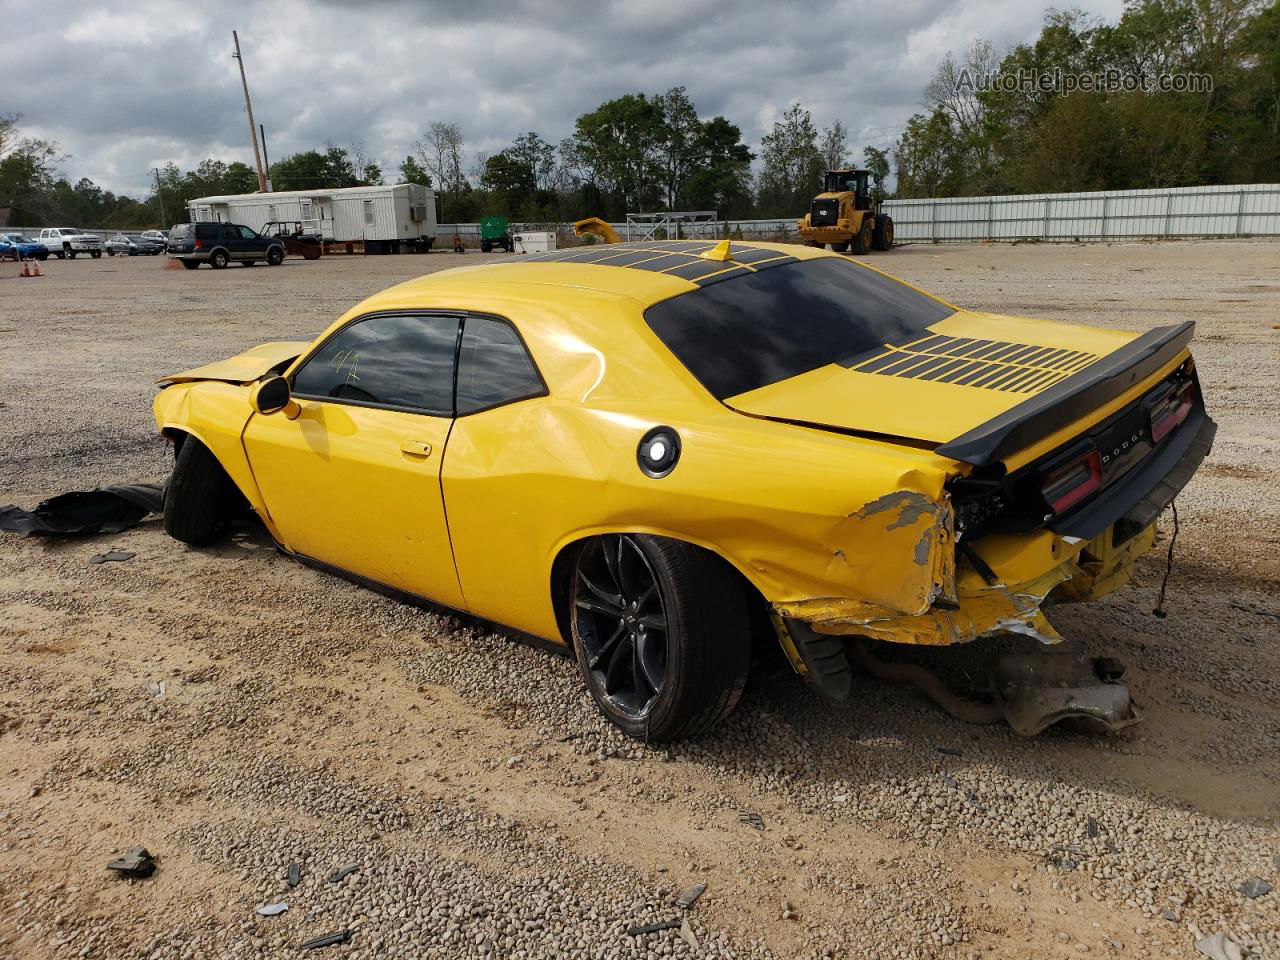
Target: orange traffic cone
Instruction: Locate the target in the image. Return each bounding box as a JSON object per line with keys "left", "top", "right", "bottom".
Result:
{"left": 20, "top": 260, "right": 30, "bottom": 277}
{"left": 31, "top": 260, "right": 42, "bottom": 277}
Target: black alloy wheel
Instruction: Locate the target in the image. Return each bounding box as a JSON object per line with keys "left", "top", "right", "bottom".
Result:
{"left": 573, "top": 535, "right": 669, "bottom": 720}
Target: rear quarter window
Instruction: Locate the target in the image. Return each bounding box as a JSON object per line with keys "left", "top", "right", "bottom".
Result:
{"left": 195, "top": 223, "right": 221, "bottom": 240}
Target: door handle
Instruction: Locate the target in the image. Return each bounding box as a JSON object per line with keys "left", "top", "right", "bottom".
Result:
{"left": 400, "top": 440, "right": 433, "bottom": 458}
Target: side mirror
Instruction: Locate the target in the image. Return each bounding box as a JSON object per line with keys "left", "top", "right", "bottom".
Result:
{"left": 250, "top": 376, "right": 300, "bottom": 419}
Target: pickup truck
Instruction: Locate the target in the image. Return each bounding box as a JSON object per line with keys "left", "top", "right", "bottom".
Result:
{"left": 38, "top": 227, "right": 103, "bottom": 259}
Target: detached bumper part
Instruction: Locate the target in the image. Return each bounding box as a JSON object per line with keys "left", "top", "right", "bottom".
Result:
{"left": 990, "top": 650, "right": 1141, "bottom": 736}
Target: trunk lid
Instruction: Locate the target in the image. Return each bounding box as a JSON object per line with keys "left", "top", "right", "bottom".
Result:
{"left": 724, "top": 311, "right": 1154, "bottom": 457}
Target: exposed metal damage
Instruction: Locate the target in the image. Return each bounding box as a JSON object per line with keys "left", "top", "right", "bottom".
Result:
{"left": 772, "top": 484, "right": 1158, "bottom": 735}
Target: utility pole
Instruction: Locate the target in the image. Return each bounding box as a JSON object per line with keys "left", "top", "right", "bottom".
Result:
{"left": 153, "top": 167, "right": 167, "bottom": 226}
{"left": 232, "top": 30, "right": 267, "bottom": 192}
{"left": 259, "top": 123, "right": 273, "bottom": 192}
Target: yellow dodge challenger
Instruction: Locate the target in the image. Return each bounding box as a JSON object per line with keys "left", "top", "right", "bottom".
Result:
{"left": 153, "top": 240, "right": 1215, "bottom": 740}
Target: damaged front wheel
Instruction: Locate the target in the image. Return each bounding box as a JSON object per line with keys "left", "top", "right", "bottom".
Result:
{"left": 163, "top": 437, "right": 238, "bottom": 546}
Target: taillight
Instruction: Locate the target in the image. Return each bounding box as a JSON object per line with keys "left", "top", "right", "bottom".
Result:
{"left": 1150, "top": 381, "right": 1194, "bottom": 443}
{"left": 193, "top": 239, "right": 203, "bottom": 250}
{"left": 1041, "top": 447, "right": 1102, "bottom": 515}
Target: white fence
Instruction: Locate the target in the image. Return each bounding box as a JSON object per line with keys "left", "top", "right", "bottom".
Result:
{"left": 442, "top": 185, "right": 1279, "bottom": 246}
{"left": 882, "top": 183, "right": 1280, "bottom": 243}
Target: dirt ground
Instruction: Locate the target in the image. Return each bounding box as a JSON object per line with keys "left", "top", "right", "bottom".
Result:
{"left": 1, "top": 241, "right": 1277, "bottom": 960}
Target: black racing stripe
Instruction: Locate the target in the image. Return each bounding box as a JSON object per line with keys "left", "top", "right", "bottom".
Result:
{"left": 1051, "top": 351, "right": 1088, "bottom": 370}
{"left": 905, "top": 334, "right": 950, "bottom": 353}
{"left": 948, "top": 339, "right": 998, "bottom": 358}
{"left": 880, "top": 352, "right": 939, "bottom": 376}
{"left": 625, "top": 253, "right": 701, "bottom": 273}
{"left": 1018, "top": 371, "right": 1059, "bottom": 394}
{"left": 1063, "top": 353, "right": 1098, "bottom": 371}
{"left": 983, "top": 343, "right": 1031, "bottom": 362}
{"left": 917, "top": 357, "right": 972, "bottom": 381}
{"left": 996, "top": 367, "right": 1046, "bottom": 392}
{"left": 1020, "top": 346, "right": 1060, "bottom": 366}
{"left": 964, "top": 340, "right": 1012, "bottom": 360}
{"left": 953, "top": 362, "right": 1001, "bottom": 385}
{"left": 936, "top": 359, "right": 992, "bottom": 383}
{"left": 894, "top": 354, "right": 957, "bottom": 379}
{"left": 663, "top": 260, "right": 730, "bottom": 280}
{"left": 985, "top": 366, "right": 1033, "bottom": 391}
{"left": 967, "top": 364, "right": 1019, "bottom": 388}
{"left": 849, "top": 350, "right": 903, "bottom": 373}
{"left": 751, "top": 255, "right": 798, "bottom": 274}
{"left": 939, "top": 338, "right": 977, "bottom": 356}
{"left": 695, "top": 265, "right": 755, "bottom": 286}
{"left": 727, "top": 246, "right": 782, "bottom": 264}
{"left": 999, "top": 344, "right": 1046, "bottom": 364}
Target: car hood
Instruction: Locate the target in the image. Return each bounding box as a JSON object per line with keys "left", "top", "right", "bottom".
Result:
{"left": 156, "top": 341, "right": 309, "bottom": 386}
{"left": 723, "top": 310, "right": 1141, "bottom": 448}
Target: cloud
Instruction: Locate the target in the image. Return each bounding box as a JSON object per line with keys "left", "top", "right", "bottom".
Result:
{"left": 2, "top": 0, "right": 1127, "bottom": 196}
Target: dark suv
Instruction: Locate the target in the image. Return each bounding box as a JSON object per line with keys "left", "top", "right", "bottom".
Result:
{"left": 167, "top": 222, "right": 286, "bottom": 269}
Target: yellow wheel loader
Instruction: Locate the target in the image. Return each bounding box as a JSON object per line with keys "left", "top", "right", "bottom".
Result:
{"left": 797, "top": 169, "right": 894, "bottom": 254}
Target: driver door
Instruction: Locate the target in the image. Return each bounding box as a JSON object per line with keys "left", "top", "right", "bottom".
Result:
{"left": 242, "top": 312, "right": 466, "bottom": 609}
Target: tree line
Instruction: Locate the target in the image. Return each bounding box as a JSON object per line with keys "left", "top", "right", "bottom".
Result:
{"left": 2, "top": 0, "right": 1275, "bottom": 229}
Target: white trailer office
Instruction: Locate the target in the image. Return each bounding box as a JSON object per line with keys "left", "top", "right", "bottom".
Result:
{"left": 187, "top": 183, "right": 437, "bottom": 253}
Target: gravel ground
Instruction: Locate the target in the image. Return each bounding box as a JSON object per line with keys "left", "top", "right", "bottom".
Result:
{"left": 0, "top": 241, "right": 1277, "bottom": 960}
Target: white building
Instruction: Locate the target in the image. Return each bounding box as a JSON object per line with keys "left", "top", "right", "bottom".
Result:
{"left": 187, "top": 183, "right": 437, "bottom": 253}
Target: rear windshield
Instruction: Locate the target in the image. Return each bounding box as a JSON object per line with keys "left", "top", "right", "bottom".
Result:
{"left": 643, "top": 258, "right": 957, "bottom": 400}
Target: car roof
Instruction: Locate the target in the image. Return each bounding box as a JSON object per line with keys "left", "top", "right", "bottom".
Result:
{"left": 363, "top": 240, "right": 836, "bottom": 310}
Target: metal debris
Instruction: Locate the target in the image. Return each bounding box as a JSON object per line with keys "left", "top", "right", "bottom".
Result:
{"left": 1161, "top": 910, "right": 1180, "bottom": 922}
{"left": 675, "top": 883, "right": 706, "bottom": 909}
{"left": 1195, "top": 931, "right": 1244, "bottom": 960}
{"left": 287, "top": 862, "right": 301, "bottom": 887}
{"left": 626, "top": 919, "right": 681, "bottom": 936}
{"left": 738, "top": 811, "right": 764, "bottom": 830}
{"left": 1238, "top": 877, "right": 1271, "bottom": 898}
{"left": 678, "top": 917, "right": 700, "bottom": 950}
{"left": 300, "top": 930, "right": 352, "bottom": 950}
{"left": 90, "top": 549, "right": 135, "bottom": 564}
{"left": 256, "top": 902, "right": 288, "bottom": 917}
{"left": 1086, "top": 817, "right": 1100, "bottom": 838}
{"left": 106, "top": 846, "right": 156, "bottom": 878}
{"left": 936, "top": 746, "right": 963, "bottom": 757}
{"left": 328, "top": 863, "right": 359, "bottom": 883}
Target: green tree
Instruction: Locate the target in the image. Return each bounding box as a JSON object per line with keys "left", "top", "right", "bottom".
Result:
{"left": 893, "top": 108, "right": 967, "bottom": 198}
{"left": 820, "top": 120, "right": 849, "bottom": 170}
{"left": 757, "top": 103, "right": 823, "bottom": 215}
{"left": 567, "top": 93, "right": 665, "bottom": 215}
{"left": 398, "top": 155, "right": 432, "bottom": 186}
{"left": 862, "top": 146, "right": 891, "bottom": 199}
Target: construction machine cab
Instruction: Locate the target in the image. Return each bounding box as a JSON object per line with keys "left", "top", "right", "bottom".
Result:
{"left": 824, "top": 169, "right": 871, "bottom": 209}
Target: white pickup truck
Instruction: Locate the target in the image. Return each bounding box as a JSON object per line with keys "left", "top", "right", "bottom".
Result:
{"left": 38, "top": 227, "right": 103, "bottom": 259}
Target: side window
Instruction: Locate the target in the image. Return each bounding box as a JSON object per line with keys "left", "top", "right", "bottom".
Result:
{"left": 363, "top": 200, "right": 375, "bottom": 226}
{"left": 456, "top": 317, "right": 545, "bottom": 415}
{"left": 239, "top": 225, "right": 257, "bottom": 240}
{"left": 291, "top": 313, "right": 460, "bottom": 414}
{"left": 195, "top": 223, "right": 219, "bottom": 241}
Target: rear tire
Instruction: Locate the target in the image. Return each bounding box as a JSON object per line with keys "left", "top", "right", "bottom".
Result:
{"left": 851, "top": 219, "right": 873, "bottom": 254}
{"left": 91, "top": 250, "right": 101, "bottom": 258}
{"left": 107, "top": 249, "right": 116, "bottom": 256}
{"left": 164, "top": 437, "right": 236, "bottom": 546}
{"left": 181, "top": 260, "right": 200, "bottom": 270}
{"left": 873, "top": 216, "right": 894, "bottom": 251}
{"left": 570, "top": 534, "right": 750, "bottom": 741}
{"left": 56, "top": 251, "right": 66, "bottom": 259}
{"left": 210, "top": 249, "right": 229, "bottom": 269}
{"left": 830, "top": 240, "right": 850, "bottom": 252}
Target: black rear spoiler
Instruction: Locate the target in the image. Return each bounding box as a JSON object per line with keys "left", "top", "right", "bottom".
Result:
{"left": 935, "top": 322, "right": 1196, "bottom": 467}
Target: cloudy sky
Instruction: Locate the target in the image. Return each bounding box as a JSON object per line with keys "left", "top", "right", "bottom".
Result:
{"left": 4, "top": 0, "right": 1126, "bottom": 196}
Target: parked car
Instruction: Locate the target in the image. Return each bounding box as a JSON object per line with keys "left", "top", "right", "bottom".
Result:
{"left": 166, "top": 221, "right": 285, "bottom": 269}
{"left": 0, "top": 233, "right": 50, "bottom": 260}
{"left": 38, "top": 227, "right": 102, "bottom": 259}
{"left": 152, "top": 240, "right": 1215, "bottom": 741}
{"left": 140, "top": 230, "right": 169, "bottom": 245}
{"left": 106, "top": 233, "right": 163, "bottom": 256}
